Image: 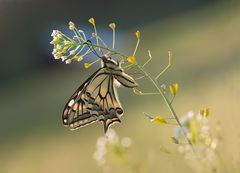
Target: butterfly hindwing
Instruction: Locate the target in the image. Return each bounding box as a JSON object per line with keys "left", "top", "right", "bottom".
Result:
{"left": 62, "top": 68, "right": 124, "bottom": 132}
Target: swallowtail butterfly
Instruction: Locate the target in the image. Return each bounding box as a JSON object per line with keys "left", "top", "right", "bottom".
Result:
{"left": 62, "top": 56, "right": 137, "bottom": 133}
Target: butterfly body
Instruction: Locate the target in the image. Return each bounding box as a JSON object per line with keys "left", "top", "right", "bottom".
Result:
{"left": 62, "top": 56, "right": 137, "bottom": 132}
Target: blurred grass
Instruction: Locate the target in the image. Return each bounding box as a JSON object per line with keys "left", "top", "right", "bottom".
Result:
{"left": 1, "top": 1, "right": 240, "bottom": 173}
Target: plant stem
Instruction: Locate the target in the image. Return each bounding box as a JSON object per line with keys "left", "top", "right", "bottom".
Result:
{"left": 73, "top": 43, "right": 127, "bottom": 58}
{"left": 73, "top": 41, "right": 193, "bottom": 148}
{"left": 137, "top": 65, "right": 194, "bottom": 148}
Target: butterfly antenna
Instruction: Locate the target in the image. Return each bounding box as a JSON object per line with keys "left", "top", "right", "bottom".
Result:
{"left": 84, "top": 40, "right": 102, "bottom": 59}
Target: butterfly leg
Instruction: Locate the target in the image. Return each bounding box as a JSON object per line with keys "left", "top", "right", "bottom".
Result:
{"left": 135, "top": 76, "right": 145, "bottom": 80}
{"left": 133, "top": 88, "right": 160, "bottom": 96}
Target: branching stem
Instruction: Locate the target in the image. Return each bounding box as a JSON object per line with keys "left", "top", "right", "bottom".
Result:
{"left": 72, "top": 40, "right": 193, "bottom": 149}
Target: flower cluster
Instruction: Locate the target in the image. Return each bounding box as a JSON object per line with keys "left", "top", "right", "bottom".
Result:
{"left": 50, "top": 18, "right": 140, "bottom": 70}
{"left": 173, "top": 111, "right": 221, "bottom": 173}
{"left": 93, "top": 129, "right": 132, "bottom": 169}
{"left": 50, "top": 27, "right": 86, "bottom": 64}
{"left": 50, "top": 19, "right": 105, "bottom": 67}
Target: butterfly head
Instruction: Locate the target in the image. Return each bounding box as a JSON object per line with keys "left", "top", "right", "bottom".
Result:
{"left": 101, "top": 56, "right": 121, "bottom": 70}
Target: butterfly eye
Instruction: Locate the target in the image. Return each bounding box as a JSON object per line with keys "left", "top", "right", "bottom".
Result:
{"left": 101, "top": 56, "right": 108, "bottom": 62}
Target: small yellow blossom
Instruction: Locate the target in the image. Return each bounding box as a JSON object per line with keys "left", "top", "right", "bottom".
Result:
{"left": 135, "top": 30, "right": 140, "bottom": 39}
{"left": 84, "top": 63, "right": 92, "bottom": 69}
{"left": 127, "top": 56, "right": 137, "bottom": 64}
{"left": 169, "top": 83, "right": 179, "bottom": 95}
{"left": 88, "top": 17, "right": 95, "bottom": 25}
{"left": 74, "top": 55, "right": 83, "bottom": 62}
{"left": 109, "top": 23, "right": 116, "bottom": 30}
{"left": 151, "top": 115, "right": 167, "bottom": 125}
{"left": 200, "top": 107, "right": 210, "bottom": 117}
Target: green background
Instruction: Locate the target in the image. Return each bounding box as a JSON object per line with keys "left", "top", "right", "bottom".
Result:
{"left": 0, "top": 0, "right": 239, "bottom": 172}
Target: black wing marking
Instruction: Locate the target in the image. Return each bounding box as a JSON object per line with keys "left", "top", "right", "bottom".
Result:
{"left": 62, "top": 68, "right": 124, "bottom": 132}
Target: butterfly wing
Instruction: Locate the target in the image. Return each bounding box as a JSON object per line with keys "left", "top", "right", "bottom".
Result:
{"left": 62, "top": 68, "right": 123, "bottom": 132}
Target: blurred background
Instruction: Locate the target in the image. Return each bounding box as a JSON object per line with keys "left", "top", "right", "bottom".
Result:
{"left": 0, "top": 0, "right": 240, "bottom": 172}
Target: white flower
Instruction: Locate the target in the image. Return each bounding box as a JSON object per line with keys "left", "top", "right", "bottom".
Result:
{"left": 54, "top": 54, "right": 61, "bottom": 59}
{"left": 175, "top": 126, "right": 188, "bottom": 139}
{"left": 65, "top": 59, "right": 72, "bottom": 64}
{"left": 69, "top": 50, "right": 76, "bottom": 55}
{"left": 180, "top": 111, "right": 194, "bottom": 125}
{"left": 121, "top": 137, "right": 132, "bottom": 148}
{"left": 51, "top": 30, "right": 60, "bottom": 37}
{"left": 93, "top": 137, "right": 107, "bottom": 166}
{"left": 52, "top": 49, "right": 57, "bottom": 54}
{"left": 105, "top": 129, "right": 119, "bottom": 144}
{"left": 73, "top": 36, "right": 80, "bottom": 40}
{"left": 63, "top": 40, "right": 71, "bottom": 45}
{"left": 56, "top": 44, "right": 62, "bottom": 50}
{"left": 61, "top": 56, "right": 67, "bottom": 61}
{"left": 69, "top": 21, "right": 75, "bottom": 30}
{"left": 50, "top": 37, "right": 58, "bottom": 44}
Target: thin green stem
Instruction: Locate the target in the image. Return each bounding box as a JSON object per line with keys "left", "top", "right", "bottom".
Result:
{"left": 73, "top": 42, "right": 127, "bottom": 58}
{"left": 133, "top": 39, "right": 140, "bottom": 57}
{"left": 112, "top": 28, "right": 115, "bottom": 49}
{"left": 71, "top": 40, "right": 193, "bottom": 148}
{"left": 155, "top": 54, "right": 171, "bottom": 80}
{"left": 137, "top": 64, "right": 194, "bottom": 148}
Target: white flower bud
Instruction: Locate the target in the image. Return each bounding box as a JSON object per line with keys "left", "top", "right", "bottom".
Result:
{"left": 63, "top": 40, "right": 71, "bottom": 45}
{"left": 69, "top": 50, "right": 76, "bottom": 55}
{"left": 51, "top": 30, "right": 60, "bottom": 37}
{"left": 69, "top": 21, "right": 75, "bottom": 30}
{"left": 54, "top": 54, "right": 61, "bottom": 59}
{"left": 65, "top": 59, "right": 72, "bottom": 64}
{"left": 56, "top": 44, "right": 62, "bottom": 50}
{"left": 73, "top": 36, "right": 80, "bottom": 40}
{"left": 121, "top": 137, "right": 132, "bottom": 148}
{"left": 52, "top": 49, "right": 57, "bottom": 54}
{"left": 61, "top": 56, "right": 67, "bottom": 61}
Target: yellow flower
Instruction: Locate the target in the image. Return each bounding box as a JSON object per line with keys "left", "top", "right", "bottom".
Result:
{"left": 73, "top": 55, "right": 83, "bottom": 62}
{"left": 151, "top": 115, "right": 167, "bottom": 125}
{"left": 135, "top": 30, "right": 140, "bottom": 39}
{"left": 127, "top": 56, "right": 137, "bottom": 64}
{"left": 109, "top": 23, "right": 116, "bottom": 30}
{"left": 169, "top": 83, "right": 179, "bottom": 95}
{"left": 200, "top": 107, "right": 210, "bottom": 117}
{"left": 84, "top": 63, "right": 92, "bottom": 69}
{"left": 88, "top": 17, "right": 95, "bottom": 25}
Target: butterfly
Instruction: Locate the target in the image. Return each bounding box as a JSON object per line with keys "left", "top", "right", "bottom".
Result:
{"left": 62, "top": 56, "right": 138, "bottom": 133}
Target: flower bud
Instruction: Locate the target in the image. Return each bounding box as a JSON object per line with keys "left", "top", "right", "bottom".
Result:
{"left": 135, "top": 30, "right": 140, "bottom": 39}
{"left": 169, "top": 83, "right": 179, "bottom": 95}
{"left": 69, "top": 21, "right": 75, "bottom": 30}
{"left": 88, "top": 17, "right": 95, "bottom": 25}
{"left": 109, "top": 23, "right": 116, "bottom": 30}
{"left": 127, "top": 56, "right": 137, "bottom": 64}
